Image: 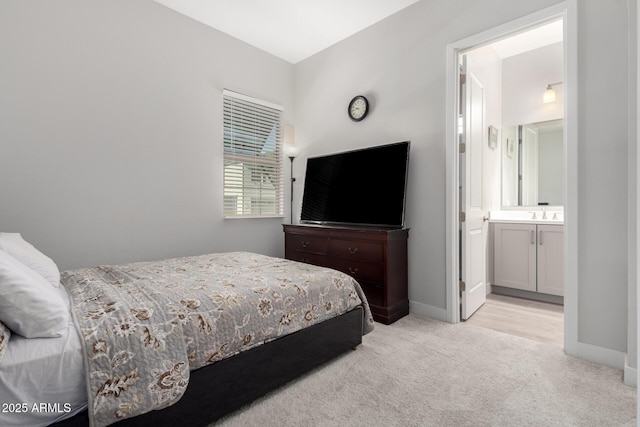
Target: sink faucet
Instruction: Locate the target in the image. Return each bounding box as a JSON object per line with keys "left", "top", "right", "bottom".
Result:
{"left": 542, "top": 207, "right": 547, "bottom": 220}
{"left": 529, "top": 211, "right": 537, "bottom": 220}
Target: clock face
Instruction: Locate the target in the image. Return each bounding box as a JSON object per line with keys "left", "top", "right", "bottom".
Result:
{"left": 348, "top": 96, "right": 369, "bottom": 121}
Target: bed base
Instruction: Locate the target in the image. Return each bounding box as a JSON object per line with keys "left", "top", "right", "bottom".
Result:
{"left": 52, "top": 306, "right": 364, "bottom": 426}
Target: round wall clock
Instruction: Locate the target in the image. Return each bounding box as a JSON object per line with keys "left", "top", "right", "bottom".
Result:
{"left": 348, "top": 95, "right": 369, "bottom": 122}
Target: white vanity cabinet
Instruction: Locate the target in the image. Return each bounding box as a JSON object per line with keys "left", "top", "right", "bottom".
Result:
{"left": 493, "top": 222, "right": 563, "bottom": 296}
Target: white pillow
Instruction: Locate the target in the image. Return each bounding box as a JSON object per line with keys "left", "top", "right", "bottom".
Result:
{"left": 0, "top": 250, "right": 69, "bottom": 338}
{"left": 0, "top": 233, "right": 60, "bottom": 287}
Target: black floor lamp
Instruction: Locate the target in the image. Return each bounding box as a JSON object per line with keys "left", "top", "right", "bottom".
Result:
{"left": 284, "top": 144, "right": 301, "bottom": 224}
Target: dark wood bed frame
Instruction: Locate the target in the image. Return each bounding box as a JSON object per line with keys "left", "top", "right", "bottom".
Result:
{"left": 52, "top": 306, "right": 364, "bottom": 427}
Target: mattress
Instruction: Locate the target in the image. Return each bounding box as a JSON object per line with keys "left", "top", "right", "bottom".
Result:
{"left": 0, "top": 285, "right": 87, "bottom": 427}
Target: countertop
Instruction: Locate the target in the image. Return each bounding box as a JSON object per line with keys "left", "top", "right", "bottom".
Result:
{"left": 489, "top": 210, "right": 564, "bottom": 225}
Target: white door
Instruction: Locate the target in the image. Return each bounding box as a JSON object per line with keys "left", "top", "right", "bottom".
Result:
{"left": 459, "top": 56, "right": 487, "bottom": 320}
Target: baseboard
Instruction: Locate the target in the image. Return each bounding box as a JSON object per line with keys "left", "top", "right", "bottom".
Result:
{"left": 576, "top": 341, "right": 626, "bottom": 370}
{"left": 491, "top": 285, "right": 564, "bottom": 305}
{"left": 409, "top": 300, "right": 448, "bottom": 322}
{"left": 623, "top": 355, "right": 637, "bottom": 387}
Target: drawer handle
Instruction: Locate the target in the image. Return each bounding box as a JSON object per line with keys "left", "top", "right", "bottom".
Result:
{"left": 348, "top": 247, "right": 359, "bottom": 254}
{"left": 348, "top": 266, "right": 359, "bottom": 275}
{"left": 301, "top": 240, "right": 309, "bottom": 248}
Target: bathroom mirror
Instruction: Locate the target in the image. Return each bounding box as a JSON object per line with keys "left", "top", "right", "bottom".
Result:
{"left": 501, "top": 119, "right": 564, "bottom": 208}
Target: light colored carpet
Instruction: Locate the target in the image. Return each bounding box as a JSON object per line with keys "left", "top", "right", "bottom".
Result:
{"left": 214, "top": 315, "right": 636, "bottom": 426}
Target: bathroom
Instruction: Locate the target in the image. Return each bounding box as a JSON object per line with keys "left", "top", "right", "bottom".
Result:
{"left": 460, "top": 20, "right": 566, "bottom": 344}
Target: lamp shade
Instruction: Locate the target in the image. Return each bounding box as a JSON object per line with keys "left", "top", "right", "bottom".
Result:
{"left": 543, "top": 85, "right": 556, "bottom": 103}
{"left": 284, "top": 144, "right": 301, "bottom": 158}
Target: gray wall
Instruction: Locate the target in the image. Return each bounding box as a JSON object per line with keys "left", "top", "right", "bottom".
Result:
{"left": 293, "top": 0, "right": 635, "bottom": 357}
{"left": 0, "top": 1, "right": 294, "bottom": 270}
{"left": 577, "top": 0, "right": 631, "bottom": 353}
{"left": 502, "top": 43, "right": 564, "bottom": 127}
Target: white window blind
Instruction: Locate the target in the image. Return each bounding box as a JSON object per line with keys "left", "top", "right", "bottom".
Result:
{"left": 223, "top": 89, "right": 284, "bottom": 218}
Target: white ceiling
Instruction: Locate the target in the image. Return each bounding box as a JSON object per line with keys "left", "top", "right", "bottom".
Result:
{"left": 154, "top": 1, "right": 562, "bottom": 63}
{"left": 490, "top": 20, "right": 563, "bottom": 58}
{"left": 154, "top": 0, "right": 420, "bottom": 64}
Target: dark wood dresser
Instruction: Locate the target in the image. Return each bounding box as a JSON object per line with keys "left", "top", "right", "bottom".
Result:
{"left": 283, "top": 224, "right": 409, "bottom": 324}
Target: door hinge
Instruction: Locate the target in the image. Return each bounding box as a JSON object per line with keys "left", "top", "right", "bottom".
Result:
{"left": 459, "top": 280, "right": 466, "bottom": 292}
{"left": 460, "top": 73, "right": 466, "bottom": 85}
{"left": 459, "top": 142, "right": 466, "bottom": 154}
{"left": 459, "top": 212, "right": 466, "bottom": 222}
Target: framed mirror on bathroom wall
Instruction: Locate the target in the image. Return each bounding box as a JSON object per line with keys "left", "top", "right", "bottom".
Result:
{"left": 501, "top": 119, "right": 564, "bottom": 208}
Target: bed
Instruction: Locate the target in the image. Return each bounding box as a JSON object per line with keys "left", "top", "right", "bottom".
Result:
{"left": 0, "top": 234, "right": 373, "bottom": 427}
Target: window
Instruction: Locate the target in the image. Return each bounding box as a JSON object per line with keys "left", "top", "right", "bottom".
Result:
{"left": 223, "top": 90, "right": 284, "bottom": 218}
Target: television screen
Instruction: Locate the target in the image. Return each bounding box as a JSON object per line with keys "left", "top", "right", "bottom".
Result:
{"left": 300, "top": 141, "right": 410, "bottom": 228}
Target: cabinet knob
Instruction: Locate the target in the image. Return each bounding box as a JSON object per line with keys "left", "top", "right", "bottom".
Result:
{"left": 301, "top": 240, "right": 309, "bottom": 248}
{"left": 348, "top": 246, "right": 359, "bottom": 254}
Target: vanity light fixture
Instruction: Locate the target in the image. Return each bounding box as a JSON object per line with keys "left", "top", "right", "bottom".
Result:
{"left": 543, "top": 82, "right": 563, "bottom": 103}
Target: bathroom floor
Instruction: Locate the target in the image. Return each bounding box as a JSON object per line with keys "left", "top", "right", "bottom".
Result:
{"left": 464, "top": 293, "right": 564, "bottom": 347}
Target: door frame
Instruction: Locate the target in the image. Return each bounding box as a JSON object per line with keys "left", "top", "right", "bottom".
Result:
{"left": 444, "top": 0, "right": 578, "bottom": 355}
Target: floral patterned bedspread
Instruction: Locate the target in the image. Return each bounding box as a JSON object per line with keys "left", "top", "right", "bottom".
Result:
{"left": 62, "top": 252, "right": 374, "bottom": 426}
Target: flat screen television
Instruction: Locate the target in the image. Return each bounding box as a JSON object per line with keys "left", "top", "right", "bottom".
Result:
{"left": 300, "top": 141, "right": 410, "bottom": 228}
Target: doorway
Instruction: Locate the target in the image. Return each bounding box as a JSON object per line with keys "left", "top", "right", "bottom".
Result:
{"left": 445, "top": 1, "right": 578, "bottom": 355}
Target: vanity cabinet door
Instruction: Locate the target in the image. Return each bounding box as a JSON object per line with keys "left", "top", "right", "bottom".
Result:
{"left": 536, "top": 224, "right": 564, "bottom": 296}
{"left": 494, "top": 223, "right": 536, "bottom": 292}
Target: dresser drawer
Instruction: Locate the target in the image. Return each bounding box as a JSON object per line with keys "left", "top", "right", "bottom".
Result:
{"left": 330, "top": 258, "right": 384, "bottom": 283}
{"left": 285, "top": 234, "right": 328, "bottom": 254}
{"left": 286, "top": 250, "right": 327, "bottom": 267}
{"left": 328, "top": 239, "right": 383, "bottom": 263}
